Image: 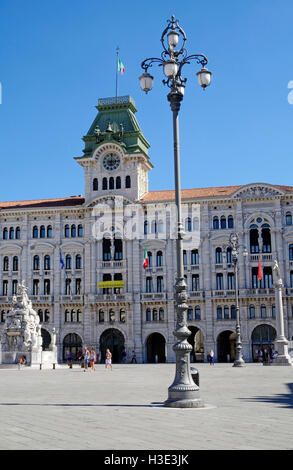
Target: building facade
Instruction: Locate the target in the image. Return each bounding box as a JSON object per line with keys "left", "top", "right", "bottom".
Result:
{"left": 1, "top": 95, "right": 293, "bottom": 363}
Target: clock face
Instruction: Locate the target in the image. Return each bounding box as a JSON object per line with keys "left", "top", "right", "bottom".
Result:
{"left": 102, "top": 153, "right": 120, "bottom": 171}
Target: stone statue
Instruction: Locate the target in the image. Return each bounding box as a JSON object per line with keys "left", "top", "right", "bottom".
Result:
{"left": 273, "top": 259, "right": 281, "bottom": 283}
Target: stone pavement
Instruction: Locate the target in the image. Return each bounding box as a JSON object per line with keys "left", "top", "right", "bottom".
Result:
{"left": 0, "top": 362, "right": 292, "bottom": 450}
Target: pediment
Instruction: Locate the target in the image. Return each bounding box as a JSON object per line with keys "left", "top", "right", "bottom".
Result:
{"left": 86, "top": 194, "right": 135, "bottom": 209}
{"left": 231, "top": 184, "right": 284, "bottom": 200}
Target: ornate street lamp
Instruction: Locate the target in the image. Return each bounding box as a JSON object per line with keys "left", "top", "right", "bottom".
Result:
{"left": 229, "top": 233, "right": 247, "bottom": 367}
{"left": 139, "top": 15, "right": 212, "bottom": 408}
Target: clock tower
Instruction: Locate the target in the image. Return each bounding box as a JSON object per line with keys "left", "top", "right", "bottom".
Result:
{"left": 75, "top": 95, "right": 153, "bottom": 204}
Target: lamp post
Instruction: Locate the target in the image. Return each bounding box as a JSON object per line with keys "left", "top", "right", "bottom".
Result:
{"left": 229, "top": 233, "right": 247, "bottom": 367}
{"left": 139, "top": 15, "right": 212, "bottom": 408}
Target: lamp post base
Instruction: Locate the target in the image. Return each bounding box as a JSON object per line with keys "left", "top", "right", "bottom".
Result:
{"left": 164, "top": 398, "right": 204, "bottom": 408}
{"left": 164, "top": 387, "right": 204, "bottom": 408}
{"left": 233, "top": 359, "right": 245, "bottom": 367}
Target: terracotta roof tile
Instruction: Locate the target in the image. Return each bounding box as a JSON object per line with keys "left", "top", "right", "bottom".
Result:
{"left": 0, "top": 196, "right": 85, "bottom": 210}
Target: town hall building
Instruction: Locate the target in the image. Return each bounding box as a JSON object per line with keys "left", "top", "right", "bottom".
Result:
{"left": 1, "top": 94, "right": 293, "bottom": 363}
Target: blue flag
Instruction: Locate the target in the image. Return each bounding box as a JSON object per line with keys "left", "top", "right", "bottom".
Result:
{"left": 60, "top": 250, "right": 64, "bottom": 269}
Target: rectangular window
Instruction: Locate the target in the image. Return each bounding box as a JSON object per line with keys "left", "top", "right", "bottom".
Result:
{"left": 33, "top": 280, "right": 39, "bottom": 296}
{"left": 76, "top": 278, "right": 81, "bottom": 295}
{"left": 227, "top": 273, "right": 235, "bottom": 290}
{"left": 157, "top": 276, "right": 163, "bottom": 293}
{"left": 12, "top": 280, "right": 18, "bottom": 295}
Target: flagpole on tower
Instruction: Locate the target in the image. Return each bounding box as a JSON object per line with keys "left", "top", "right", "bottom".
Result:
{"left": 116, "top": 46, "right": 119, "bottom": 102}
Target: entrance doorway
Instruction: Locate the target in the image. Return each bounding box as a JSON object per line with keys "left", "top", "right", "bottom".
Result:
{"left": 187, "top": 326, "right": 204, "bottom": 362}
{"left": 146, "top": 333, "right": 166, "bottom": 363}
{"left": 100, "top": 328, "right": 125, "bottom": 363}
{"left": 41, "top": 328, "right": 51, "bottom": 351}
{"left": 217, "top": 330, "right": 236, "bottom": 362}
{"left": 251, "top": 324, "right": 276, "bottom": 362}
{"left": 63, "top": 333, "right": 82, "bottom": 361}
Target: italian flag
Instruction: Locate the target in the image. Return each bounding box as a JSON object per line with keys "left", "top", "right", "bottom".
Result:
{"left": 118, "top": 57, "right": 125, "bottom": 75}
{"left": 143, "top": 247, "right": 149, "bottom": 269}
{"left": 257, "top": 258, "right": 262, "bottom": 281}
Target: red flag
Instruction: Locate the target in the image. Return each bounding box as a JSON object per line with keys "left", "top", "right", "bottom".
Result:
{"left": 257, "top": 258, "right": 262, "bottom": 281}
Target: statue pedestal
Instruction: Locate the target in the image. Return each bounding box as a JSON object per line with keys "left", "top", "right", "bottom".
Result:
{"left": 270, "top": 338, "right": 292, "bottom": 366}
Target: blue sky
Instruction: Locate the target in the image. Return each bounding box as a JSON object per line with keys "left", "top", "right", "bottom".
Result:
{"left": 0, "top": 0, "right": 293, "bottom": 202}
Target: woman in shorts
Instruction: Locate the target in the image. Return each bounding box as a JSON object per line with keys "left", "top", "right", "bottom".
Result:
{"left": 90, "top": 347, "right": 96, "bottom": 371}
{"left": 105, "top": 348, "right": 112, "bottom": 370}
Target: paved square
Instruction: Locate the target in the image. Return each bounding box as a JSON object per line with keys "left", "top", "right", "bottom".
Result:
{"left": 0, "top": 363, "right": 292, "bottom": 450}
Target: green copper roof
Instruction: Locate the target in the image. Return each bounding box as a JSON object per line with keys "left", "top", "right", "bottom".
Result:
{"left": 78, "top": 95, "right": 150, "bottom": 159}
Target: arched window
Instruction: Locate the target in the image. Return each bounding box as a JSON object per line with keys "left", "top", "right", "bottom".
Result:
{"left": 33, "top": 226, "right": 38, "bottom": 238}
{"left": 250, "top": 228, "right": 259, "bottom": 253}
{"left": 183, "top": 250, "right": 187, "bottom": 266}
{"left": 217, "top": 306, "right": 223, "bottom": 319}
{"left": 76, "top": 254, "right": 82, "bottom": 269}
{"left": 78, "top": 224, "right": 83, "bottom": 237}
{"left": 103, "top": 238, "right": 111, "bottom": 261}
{"left": 157, "top": 276, "right": 163, "bottom": 292}
{"left": 249, "top": 304, "right": 255, "bottom": 319}
{"left": 12, "top": 256, "right": 18, "bottom": 271}
{"left": 228, "top": 215, "right": 234, "bottom": 229}
{"left": 216, "top": 273, "right": 224, "bottom": 290}
{"left": 272, "top": 304, "right": 276, "bottom": 318}
{"left": 93, "top": 178, "right": 98, "bottom": 191}
{"left": 195, "top": 306, "right": 201, "bottom": 320}
{"left": 33, "top": 255, "right": 40, "bottom": 270}
{"left": 151, "top": 220, "right": 157, "bottom": 233}
{"left": 65, "top": 278, "right": 71, "bottom": 295}
{"left": 224, "top": 305, "right": 229, "bottom": 319}
{"left": 156, "top": 251, "right": 163, "bottom": 267}
{"left": 76, "top": 309, "right": 82, "bottom": 323}
{"left": 116, "top": 176, "right": 121, "bottom": 189}
{"left": 159, "top": 308, "right": 164, "bottom": 321}
{"left": 47, "top": 225, "right": 52, "bottom": 238}
{"left": 102, "top": 177, "right": 108, "bottom": 190}
{"left": 44, "top": 309, "right": 50, "bottom": 322}
{"left": 290, "top": 244, "right": 293, "bottom": 261}
{"left": 231, "top": 305, "right": 236, "bottom": 319}
{"left": 40, "top": 225, "right": 45, "bottom": 238}
{"left": 71, "top": 225, "right": 76, "bottom": 237}
{"left": 98, "top": 309, "right": 104, "bottom": 323}
{"left": 125, "top": 175, "right": 131, "bottom": 188}
{"left": 193, "top": 217, "right": 199, "bottom": 231}
{"left": 15, "top": 227, "right": 21, "bottom": 239}
{"left": 3, "top": 256, "right": 9, "bottom": 271}
{"left": 109, "top": 177, "right": 114, "bottom": 190}
{"left": 144, "top": 220, "right": 149, "bottom": 235}
{"left": 262, "top": 226, "right": 271, "bottom": 253}
{"left": 65, "top": 309, "right": 70, "bottom": 322}
{"left": 220, "top": 216, "right": 226, "bottom": 229}
{"left": 261, "top": 304, "right": 267, "bottom": 318}
{"left": 146, "top": 308, "right": 151, "bottom": 322}
{"left": 75, "top": 278, "right": 81, "bottom": 294}
{"left": 3, "top": 228, "right": 8, "bottom": 240}
{"left": 185, "top": 217, "right": 192, "bottom": 232}
{"left": 44, "top": 255, "right": 50, "bottom": 270}
{"left": 147, "top": 251, "right": 152, "bottom": 267}
{"left": 114, "top": 238, "right": 123, "bottom": 260}
{"left": 44, "top": 279, "right": 50, "bottom": 295}
{"left": 65, "top": 255, "right": 71, "bottom": 270}
{"left": 64, "top": 224, "right": 70, "bottom": 238}
{"left": 286, "top": 211, "right": 292, "bottom": 225}
{"left": 227, "top": 272, "right": 235, "bottom": 290}
{"left": 71, "top": 309, "right": 76, "bottom": 322}
{"left": 215, "top": 247, "right": 222, "bottom": 264}
{"left": 191, "top": 249, "right": 199, "bottom": 265}
{"left": 213, "top": 216, "right": 219, "bottom": 230}
{"left": 120, "top": 309, "right": 126, "bottom": 323}
{"left": 152, "top": 308, "right": 158, "bottom": 321}
{"left": 187, "top": 307, "right": 193, "bottom": 321}
{"left": 158, "top": 220, "right": 164, "bottom": 233}
{"left": 226, "top": 247, "right": 232, "bottom": 264}
{"left": 9, "top": 227, "right": 14, "bottom": 239}
{"left": 38, "top": 309, "right": 44, "bottom": 323}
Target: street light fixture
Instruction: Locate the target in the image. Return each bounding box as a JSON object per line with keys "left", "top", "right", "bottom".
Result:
{"left": 139, "top": 15, "right": 212, "bottom": 408}
{"left": 229, "top": 233, "right": 246, "bottom": 367}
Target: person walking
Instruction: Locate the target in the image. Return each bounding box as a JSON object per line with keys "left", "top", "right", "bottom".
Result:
{"left": 67, "top": 350, "right": 73, "bottom": 369}
{"left": 131, "top": 350, "right": 137, "bottom": 364}
{"left": 105, "top": 348, "right": 112, "bottom": 370}
{"left": 90, "top": 347, "right": 96, "bottom": 371}
{"left": 209, "top": 349, "right": 215, "bottom": 365}
{"left": 83, "top": 346, "right": 90, "bottom": 372}
{"left": 121, "top": 348, "right": 127, "bottom": 364}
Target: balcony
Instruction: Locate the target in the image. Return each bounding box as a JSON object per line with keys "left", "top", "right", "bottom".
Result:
{"left": 141, "top": 293, "right": 167, "bottom": 301}
{"left": 213, "top": 290, "right": 236, "bottom": 298}
{"left": 249, "top": 254, "right": 273, "bottom": 262}
{"left": 60, "top": 295, "right": 84, "bottom": 303}
{"left": 99, "top": 260, "right": 125, "bottom": 269}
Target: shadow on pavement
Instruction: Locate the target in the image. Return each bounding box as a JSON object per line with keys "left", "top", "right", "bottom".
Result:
{"left": 0, "top": 402, "right": 164, "bottom": 408}
{"left": 239, "top": 383, "right": 293, "bottom": 409}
